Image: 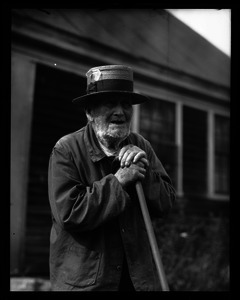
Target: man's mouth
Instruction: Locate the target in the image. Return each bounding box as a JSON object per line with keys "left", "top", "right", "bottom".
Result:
{"left": 110, "top": 120, "right": 126, "bottom": 124}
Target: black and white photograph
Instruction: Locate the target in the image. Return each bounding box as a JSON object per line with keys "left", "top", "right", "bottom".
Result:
{"left": 10, "top": 8, "right": 230, "bottom": 292}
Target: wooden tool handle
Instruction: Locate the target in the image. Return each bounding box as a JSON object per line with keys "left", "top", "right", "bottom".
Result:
{"left": 135, "top": 181, "right": 169, "bottom": 291}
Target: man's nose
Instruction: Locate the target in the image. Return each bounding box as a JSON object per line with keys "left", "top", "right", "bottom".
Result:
{"left": 113, "top": 103, "right": 124, "bottom": 115}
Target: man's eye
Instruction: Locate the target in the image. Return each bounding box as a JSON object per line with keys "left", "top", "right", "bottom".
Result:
{"left": 104, "top": 102, "right": 114, "bottom": 108}
{"left": 102, "top": 100, "right": 131, "bottom": 109}
{"left": 122, "top": 102, "right": 131, "bottom": 108}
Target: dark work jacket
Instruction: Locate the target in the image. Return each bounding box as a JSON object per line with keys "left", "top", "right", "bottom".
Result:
{"left": 48, "top": 122, "right": 175, "bottom": 291}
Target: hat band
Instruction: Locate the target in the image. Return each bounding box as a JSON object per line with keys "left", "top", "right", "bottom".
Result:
{"left": 87, "top": 79, "right": 133, "bottom": 94}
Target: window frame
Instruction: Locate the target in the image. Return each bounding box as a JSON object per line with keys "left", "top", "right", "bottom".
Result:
{"left": 208, "top": 112, "right": 230, "bottom": 200}
{"left": 133, "top": 96, "right": 230, "bottom": 201}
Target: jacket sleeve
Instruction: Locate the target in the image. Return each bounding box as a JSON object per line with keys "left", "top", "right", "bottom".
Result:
{"left": 141, "top": 140, "right": 176, "bottom": 218}
{"left": 48, "top": 145, "right": 131, "bottom": 232}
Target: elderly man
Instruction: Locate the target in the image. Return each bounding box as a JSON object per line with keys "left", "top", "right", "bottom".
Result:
{"left": 48, "top": 65, "right": 175, "bottom": 291}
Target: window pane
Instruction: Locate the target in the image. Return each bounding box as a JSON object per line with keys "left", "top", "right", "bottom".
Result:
{"left": 139, "top": 98, "right": 177, "bottom": 188}
{"left": 214, "top": 115, "right": 230, "bottom": 194}
{"left": 183, "top": 106, "right": 207, "bottom": 196}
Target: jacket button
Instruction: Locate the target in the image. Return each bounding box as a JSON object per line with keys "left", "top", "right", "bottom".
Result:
{"left": 116, "top": 265, "right": 121, "bottom": 271}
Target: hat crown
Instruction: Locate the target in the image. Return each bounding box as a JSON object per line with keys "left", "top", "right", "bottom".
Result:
{"left": 86, "top": 65, "right": 133, "bottom": 86}
{"left": 72, "top": 64, "right": 149, "bottom": 107}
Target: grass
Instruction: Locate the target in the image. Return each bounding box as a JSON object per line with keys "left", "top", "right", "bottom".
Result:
{"left": 154, "top": 199, "right": 230, "bottom": 291}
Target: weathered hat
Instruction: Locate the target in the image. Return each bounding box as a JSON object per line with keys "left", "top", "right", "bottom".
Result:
{"left": 72, "top": 65, "right": 149, "bottom": 107}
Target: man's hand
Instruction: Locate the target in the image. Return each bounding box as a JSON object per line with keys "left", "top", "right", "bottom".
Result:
{"left": 118, "top": 144, "right": 149, "bottom": 168}
{"left": 114, "top": 162, "right": 146, "bottom": 188}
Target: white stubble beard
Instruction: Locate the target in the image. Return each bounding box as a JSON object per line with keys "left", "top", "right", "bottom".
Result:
{"left": 92, "top": 119, "right": 131, "bottom": 151}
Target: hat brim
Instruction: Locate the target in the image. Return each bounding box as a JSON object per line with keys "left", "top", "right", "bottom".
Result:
{"left": 72, "top": 91, "right": 149, "bottom": 108}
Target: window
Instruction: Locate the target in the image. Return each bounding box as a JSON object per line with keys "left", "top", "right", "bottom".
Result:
{"left": 183, "top": 106, "right": 207, "bottom": 196}
{"left": 139, "top": 98, "right": 177, "bottom": 188}
{"left": 214, "top": 115, "right": 230, "bottom": 194}
{"left": 139, "top": 98, "right": 229, "bottom": 200}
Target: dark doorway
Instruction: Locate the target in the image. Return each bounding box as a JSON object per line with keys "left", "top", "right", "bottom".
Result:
{"left": 24, "top": 64, "right": 87, "bottom": 276}
{"left": 183, "top": 106, "right": 207, "bottom": 197}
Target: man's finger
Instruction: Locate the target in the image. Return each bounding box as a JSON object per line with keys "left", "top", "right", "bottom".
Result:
{"left": 120, "top": 149, "right": 132, "bottom": 167}
{"left": 121, "top": 150, "right": 138, "bottom": 167}
{"left": 133, "top": 151, "right": 147, "bottom": 164}
{"left": 139, "top": 157, "right": 149, "bottom": 167}
{"left": 135, "top": 159, "right": 149, "bottom": 168}
{"left": 124, "top": 151, "right": 139, "bottom": 167}
{"left": 135, "top": 161, "right": 145, "bottom": 168}
{"left": 118, "top": 144, "right": 133, "bottom": 161}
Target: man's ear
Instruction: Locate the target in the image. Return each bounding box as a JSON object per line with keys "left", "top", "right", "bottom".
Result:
{"left": 85, "top": 107, "right": 93, "bottom": 122}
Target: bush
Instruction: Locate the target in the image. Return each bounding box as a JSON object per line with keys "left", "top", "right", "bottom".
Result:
{"left": 154, "top": 200, "right": 229, "bottom": 291}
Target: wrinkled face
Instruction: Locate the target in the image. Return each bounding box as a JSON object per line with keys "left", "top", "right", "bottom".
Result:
{"left": 87, "top": 96, "right": 133, "bottom": 144}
